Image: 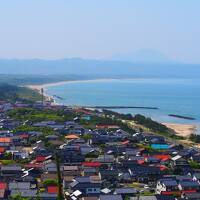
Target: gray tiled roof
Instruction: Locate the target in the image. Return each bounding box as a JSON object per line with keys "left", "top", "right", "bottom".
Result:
{"left": 100, "top": 195, "right": 123, "bottom": 200}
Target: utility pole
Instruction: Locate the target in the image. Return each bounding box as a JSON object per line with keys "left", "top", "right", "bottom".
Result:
{"left": 56, "top": 152, "right": 64, "bottom": 200}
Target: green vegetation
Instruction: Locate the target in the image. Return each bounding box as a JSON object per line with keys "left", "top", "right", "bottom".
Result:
{"left": 145, "top": 145, "right": 157, "bottom": 153}
{"left": 133, "top": 114, "right": 182, "bottom": 139}
{"left": 11, "top": 194, "right": 30, "bottom": 200}
{"left": 0, "top": 160, "right": 15, "bottom": 165}
{"left": 133, "top": 114, "right": 169, "bottom": 133}
{"left": 0, "top": 83, "right": 42, "bottom": 102}
{"left": 85, "top": 151, "right": 99, "bottom": 158}
{"left": 8, "top": 108, "right": 76, "bottom": 122}
{"left": 14, "top": 125, "right": 55, "bottom": 136}
{"left": 82, "top": 134, "right": 92, "bottom": 142}
{"left": 103, "top": 109, "right": 134, "bottom": 120}
{"left": 189, "top": 160, "right": 200, "bottom": 169}
{"left": 42, "top": 179, "right": 58, "bottom": 186}
{"left": 189, "top": 134, "right": 200, "bottom": 143}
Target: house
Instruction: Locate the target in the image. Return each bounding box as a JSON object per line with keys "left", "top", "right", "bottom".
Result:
{"left": 13, "top": 151, "right": 29, "bottom": 160}
{"left": 80, "top": 197, "right": 98, "bottom": 200}
{"left": 63, "top": 165, "right": 81, "bottom": 176}
{"left": 0, "top": 182, "right": 7, "bottom": 190}
{"left": 1, "top": 165, "right": 22, "bottom": 178}
{"left": 99, "top": 169, "right": 119, "bottom": 182}
{"left": 39, "top": 192, "right": 57, "bottom": 200}
{"left": 45, "top": 134, "right": 59, "bottom": 141}
{"left": 34, "top": 147, "right": 50, "bottom": 157}
{"left": 41, "top": 174, "right": 58, "bottom": 182}
{"left": 65, "top": 134, "right": 80, "bottom": 140}
{"left": 122, "top": 160, "right": 142, "bottom": 168}
{"left": 10, "top": 189, "right": 38, "bottom": 199}
{"left": 44, "top": 162, "right": 63, "bottom": 174}
{"left": 118, "top": 171, "right": 132, "bottom": 183}
{"left": 145, "top": 156, "right": 160, "bottom": 164}
{"left": 47, "top": 186, "right": 58, "bottom": 194}
{"left": 178, "top": 180, "right": 200, "bottom": 194}
{"left": 0, "top": 189, "right": 6, "bottom": 199}
{"left": 8, "top": 181, "right": 33, "bottom": 190}
{"left": 156, "top": 195, "right": 176, "bottom": 200}
{"left": 99, "top": 195, "right": 123, "bottom": 200}
{"left": 95, "top": 155, "right": 115, "bottom": 163}
{"left": 0, "top": 181, "right": 7, "bottom": 199}
{"left": 63, "top": 175, "right": 75, "bottom": 190}
{"left": 36, "top": 155, "right": 46, "bottom": 162}
{"left": 104, "top": 146, "right": 126, "bottom": 156}
{"left": 96, "top": 125, "right": 119, "bottom": 129}
{"left": 80, "top": 146, "right": 98, "bottom": 156}
{"left": 59, "top": 145, "right": 85, "bottom": 163}
{"left": 171, "top": 155, "right": 191, "bottom": 175}
{"left": 125, "top": 148, "right": 142, "bottom": 157}
{"left": 128, "top": 166, "right": 162, "bottom": 183}
{"left": 92, "top": 134, "right": 122, "bottom": 144}
{"left": 151, "top": 144, "right": 170, "bottom": 150}
{"left": 69, "top": 176, "right": 102, "bottom": 196}
{"left": 192, "top": 173, "right": 200, "bottom": 184}
{"left": 144, "top": 135, "right": 165, "bottom": 144}
{"left": 0, "top": 137, "right": 11, "bottom": 144}
{"left": 183, "top": 192, "right": 200, "bottom": 200}
{"left": 153, "top": 155, "right": 171, "bottom": 163}
{"left": 81, "top": 115, "right": 91, "bottom": 121}
{"left": 83, "top": 167, "right": 98, "bottom": 176}
{"left": 156, "top": 179, "right": 179, "bottom": 195}
{"left": 171, "top": 155, "right": 189, "bottom": 167}
{"left": 82, "top": 162, "right": 102, "bottom": 168}
{"left": 191, "top": 154, "right": 200, "bottom": 163}
{"left": 114, "top": 187, "right": 138, "bottom": 198}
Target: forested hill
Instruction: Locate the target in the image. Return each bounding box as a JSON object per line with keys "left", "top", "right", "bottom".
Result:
{"left": 0, "top": 84, "right": 42, "bottom": 102}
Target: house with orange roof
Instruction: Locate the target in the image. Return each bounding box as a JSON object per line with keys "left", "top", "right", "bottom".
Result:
{"left": 0, "top": 137, "right": 11, "bottom": 143}
{"left": 65, "top": 134, "right": 80, "bottom": 140}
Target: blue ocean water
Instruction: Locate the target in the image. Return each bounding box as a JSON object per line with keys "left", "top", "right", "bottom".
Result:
{"left": 45, "top": 79, "right": 200, "bottom": 124}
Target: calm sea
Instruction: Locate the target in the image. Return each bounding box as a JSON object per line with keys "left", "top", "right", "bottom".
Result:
{"left": 45, "top": 78, "right": 200, "bottom": 125}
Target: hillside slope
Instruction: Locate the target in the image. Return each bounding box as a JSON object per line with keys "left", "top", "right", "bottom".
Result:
{"left": 0, "top": 84, "right": 42, "bottom": 102}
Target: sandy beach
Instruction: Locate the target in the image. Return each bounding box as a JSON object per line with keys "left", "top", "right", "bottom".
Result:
{"left": 25, "top": 78, "right": 118, "bottom": 91}
{"left": 163, "top": 123, "right": 197, "bottom": 137}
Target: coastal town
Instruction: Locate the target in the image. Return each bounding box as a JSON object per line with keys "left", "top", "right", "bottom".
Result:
{"left": 1, "top": 0, "right": 200, "bottom": 199}
{"left": 0, "top": 97, "right": 200, "bottom": 200}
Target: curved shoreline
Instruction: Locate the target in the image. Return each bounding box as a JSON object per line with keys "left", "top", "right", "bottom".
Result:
{"left": 25, "top": 78, "right": 120, "bottom": 90}
{"left": 25, "top": 79, "right": 199, "bottom": 137}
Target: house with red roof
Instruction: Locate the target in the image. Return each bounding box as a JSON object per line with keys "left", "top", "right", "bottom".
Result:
{"left": 47, "top": 186, "right": 58, "bottom": 194}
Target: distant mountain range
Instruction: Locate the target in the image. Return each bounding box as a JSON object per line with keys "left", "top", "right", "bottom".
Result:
{"left": 0, "top": 57, "right": 200, "bottom": 78}
{"left": 110, "top": 49, "right": 173, "bottom": 63}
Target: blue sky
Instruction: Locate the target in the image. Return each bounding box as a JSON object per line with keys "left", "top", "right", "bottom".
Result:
{"left": 0, "top": 0, "right": 199, "bottom": 63}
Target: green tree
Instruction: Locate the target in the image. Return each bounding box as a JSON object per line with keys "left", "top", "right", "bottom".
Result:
{"left": 82, "top": 134, "right": 92, "bottom": 142}
{"left": 43, "top": 179, "right": 58, "bottom": 186}
{"left": 11, "top": 194, "right": 30, "bottom": 200}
